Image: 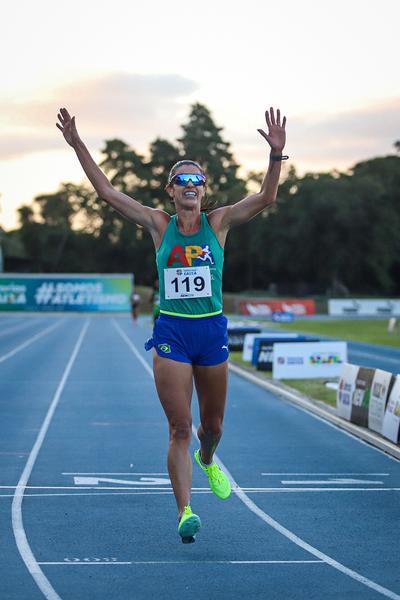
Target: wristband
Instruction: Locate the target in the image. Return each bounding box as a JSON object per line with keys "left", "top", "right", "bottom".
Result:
{"left": 271, "top": 154, "right": 289, "bottom": 161}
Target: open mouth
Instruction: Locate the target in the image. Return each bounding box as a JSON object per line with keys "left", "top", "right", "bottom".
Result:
{"left": 184, "top": 191, "right": 197, "bottom": 197}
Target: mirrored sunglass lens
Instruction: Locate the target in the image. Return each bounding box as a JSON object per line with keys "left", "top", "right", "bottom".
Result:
{"left": 174, "top": 174, "right": 205, "bottom": 186}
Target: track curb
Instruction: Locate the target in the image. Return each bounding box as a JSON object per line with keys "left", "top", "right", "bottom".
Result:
{"left": 229, "top": 361, "right": 400, "bottom": 461}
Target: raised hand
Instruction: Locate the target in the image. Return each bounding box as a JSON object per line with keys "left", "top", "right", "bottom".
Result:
{"left": 257, "top": 107, "right": 286, "bottom": 153}
{"left": 56, "top": 107, "right": 81, "bottom": 148}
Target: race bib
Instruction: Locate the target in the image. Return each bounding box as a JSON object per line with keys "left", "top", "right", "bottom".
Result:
{"left": 164, "top": 266, "right": 212, "bottom": 300}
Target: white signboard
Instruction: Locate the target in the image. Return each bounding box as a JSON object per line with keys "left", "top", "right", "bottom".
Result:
{"left": 368, "top": 369, "right": 393, "bottom": 434}
{"left": 272, "top": 341, "right": 348, "bottom": 380}
{"left": 382, "top": 376, "right": 400, "bottom": 444}
{"left": 328, "top": 299, "right": 400, "bottom": 316}
{"left": 242, "top": 332, "right": 297, "bottom": 362}
{"left": 337, "top": 363, "right": 360, "bottom": 421}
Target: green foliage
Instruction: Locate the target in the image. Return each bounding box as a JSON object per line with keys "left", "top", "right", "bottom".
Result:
{"left": 5, "top": 103, "right": 400, "bottom": 296}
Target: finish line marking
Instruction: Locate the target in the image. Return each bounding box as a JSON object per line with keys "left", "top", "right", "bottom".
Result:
{"left": 62, "top": 472, "right": 169, "bottom": 476}
{"left": 2, "top": 486, "right": 400, "bottom": 493}
{"left": 38, "top": 560, "right": 325, "bottom": 566}
{"left": 261, "top": 473, "right": 390, "bottom": 476}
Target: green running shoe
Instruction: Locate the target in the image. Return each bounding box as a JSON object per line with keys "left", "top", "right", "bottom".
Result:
{"left": 194, "top": 449, "right": 231, "bottom": 500}
{"left": 178, "top": 505, "right": 201, "bottom": 544}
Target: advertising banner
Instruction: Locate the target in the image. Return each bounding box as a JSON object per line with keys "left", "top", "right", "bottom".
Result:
{"left": 337, "top": 363, "right": 359, "bottom": 421}
{"left": 227, "top": 327, "right": 261, "bottom": 351}
{"left": 239, "top": 299, "right": 315, "bottom": 316}
{"left": 0, "top": 274, "right": 131, "bottom": 312}
{"left": 242, "top": 332, "right": 298, "bottom": 362}
{"left": 272, "top": 341, "right": 347, "bottom": 380}
{"left": 351, "top": 367, "right": 375, "bottom": 427}
{"left": 328, "top": 299, "right": 400, "bottom": 316}
{"left": 256, "top": 337, "right": 320, "bottom": 371}
{"left": 382, "top": 376, "right": 400, "bottom": 444}
{"left": 251, "top": 334, "right": 308, "bottom": 365}
{"left": 368, "top": 369, "right": 395, "bottom": 434}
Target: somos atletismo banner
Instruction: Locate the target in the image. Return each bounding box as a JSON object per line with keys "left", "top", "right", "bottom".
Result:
{"left": 0, "top": 274, "right": 132, "bottom": 312}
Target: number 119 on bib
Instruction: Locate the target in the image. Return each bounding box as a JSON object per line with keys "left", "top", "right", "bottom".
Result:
{"left": 164, "top": 266, "right": 212, "bottom": 300}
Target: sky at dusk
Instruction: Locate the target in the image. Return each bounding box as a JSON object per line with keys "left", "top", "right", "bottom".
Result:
{"left": 1, "top": 0, "right": 399, "bottom": 230}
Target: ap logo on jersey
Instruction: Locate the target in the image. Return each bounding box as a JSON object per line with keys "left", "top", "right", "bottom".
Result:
{"left": 197, "top": 245, "right": 214, "bottom": 265}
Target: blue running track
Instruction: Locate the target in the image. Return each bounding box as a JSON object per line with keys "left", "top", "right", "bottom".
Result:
{"left": 0, "top": 315, "right": 399, "bottom": 600}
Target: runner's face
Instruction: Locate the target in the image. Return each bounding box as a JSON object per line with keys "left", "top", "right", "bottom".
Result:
{"left": 167, "top": 165, "right": 206, "bottom": 210}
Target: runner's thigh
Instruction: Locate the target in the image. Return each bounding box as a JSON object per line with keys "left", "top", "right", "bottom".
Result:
{"left": 153, "top": 353, "right": 194, "bottom": 424}
{"left": 193, "top": 362, "right": 228, "bottom": 425}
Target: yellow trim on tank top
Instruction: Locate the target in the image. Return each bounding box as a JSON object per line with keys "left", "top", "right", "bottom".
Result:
{"left": 159, "top": 309, "right": 223, "bottom": 318}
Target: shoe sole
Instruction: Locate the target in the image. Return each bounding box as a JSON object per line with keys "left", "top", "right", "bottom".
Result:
{"left": 178, "top": 515, "right": 201, "bottom": 542}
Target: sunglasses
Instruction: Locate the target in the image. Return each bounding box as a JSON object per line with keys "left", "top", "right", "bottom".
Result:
{"left": 171, "top": 173, "right": 206, "bottom": 186}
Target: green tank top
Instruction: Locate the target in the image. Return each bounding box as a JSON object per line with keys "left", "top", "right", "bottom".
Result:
{"left": 156, "top": 212, "right": 224, "bottom": 318}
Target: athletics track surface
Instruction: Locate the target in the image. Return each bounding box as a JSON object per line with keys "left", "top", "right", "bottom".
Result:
{"left": 0, "top": 314, "right": 399, "bottom": 600}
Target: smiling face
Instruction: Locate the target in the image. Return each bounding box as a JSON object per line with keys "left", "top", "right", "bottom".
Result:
{"left": 166, "top": 163, "right": 207, "bottom": 211}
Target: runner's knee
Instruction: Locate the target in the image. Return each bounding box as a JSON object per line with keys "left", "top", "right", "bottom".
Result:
{"left": 169, "top": 419, "right": 192, "bottom": 442}
{"left": 200, "top": 419, "right": 223, "bottom": 438}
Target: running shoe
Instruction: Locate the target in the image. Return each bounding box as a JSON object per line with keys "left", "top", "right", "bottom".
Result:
{"left": 194, "top": 449, "right": 231, "bottom": 499}
{"left": 178, "top": 505, "right": 201, "bottom": 544}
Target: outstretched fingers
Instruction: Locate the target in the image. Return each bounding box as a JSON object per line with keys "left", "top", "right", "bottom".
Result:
{"left": 257, "top": 128, "right": 269, "bottom": 142}
{"left": 265, "top": 107, "right": 287, "bottom": 129}
{"left": 60, "top": 107, "right": 72, "bottom": 120}
{"left": 269, "top": 107, "right": 276, "bottom": 126}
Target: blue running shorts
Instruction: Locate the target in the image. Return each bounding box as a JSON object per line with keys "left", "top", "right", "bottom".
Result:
{"left": 144, "top": 313, "right": 229, "bottom": 366}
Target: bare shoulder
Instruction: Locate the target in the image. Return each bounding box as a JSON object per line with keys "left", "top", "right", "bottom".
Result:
{"left": 206, "top": 206, "right": 231, "bottom": 247}
{"left": 148, "top": 208, "right": 171, "bottom": 249}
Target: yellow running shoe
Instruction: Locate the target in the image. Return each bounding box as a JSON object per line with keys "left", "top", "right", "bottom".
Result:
{"left": 178, "top": 505, "right": 201, "bottom": 544}
{"left": 194, "top": 449, "right": 231, "bottom": 499}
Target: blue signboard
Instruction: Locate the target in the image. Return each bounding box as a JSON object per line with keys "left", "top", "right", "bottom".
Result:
{"left": 0, "top": 274, "right": 131, "bottom": 312}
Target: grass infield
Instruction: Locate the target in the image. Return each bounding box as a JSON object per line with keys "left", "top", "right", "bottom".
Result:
{"left": 229, "top": 351, "right": 337, "bottom": 407}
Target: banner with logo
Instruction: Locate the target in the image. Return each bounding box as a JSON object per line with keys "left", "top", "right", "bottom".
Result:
{"left": 351, "top": 367, "right": 375, "bottom": 427}
{"left": 272, "top": 341, "right": 347, "bottom": 379}
{"left": 256, "top": 337, "right": 321, "bottom": 371}
{"left": 337, "top": 363, "right": 360, "bottom": 421}
{"left": 328, "top": 299, "right": 400, "bottom": 316}
{"left": 0, "top": 274, "right": 131, "bottom": 312}
{"left": 239, "top": 299, "right": 315, "bottom": 316}
{"left": 242, "top": 332, "right": 299, "bottom": 362}
{"left": 227, "top": 327, "right": 261, "bottom": 351}
{"left": 382, "top": 376, "right": 400, "bottom": 444}
{"left": 368, "top": 370, "right": 395, "bottom": 434}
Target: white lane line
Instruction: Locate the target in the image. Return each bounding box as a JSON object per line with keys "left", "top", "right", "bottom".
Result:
{"left": 0, "top": 321, "right": 62, "bottom": 364}
{"left": 261, "top": 473, "right": 390, "bottom": 476}
{"left": 217, "top": 460, "right": 400, "bottom": 600}
{"left": 73, "top": 476, "right": 170, "bottom": 485}
{"left": 39, "top": 562, "right": 132, "bottom": 565}
{"left": 3, "top": 488, "right": 400, "bottom": 499}
{"left": 38, "top": 560, "right": 324, "bottom": 566}
{"left": 281, "top": 479, "right": 384, "bottom": 485}
{"left": 61, "top": 471, "right": 390, "bottom": 477}
{"left": 62, "top": 472, "right": 169, "bottom": 475}
{"left": 112, "top": 318, "right": 154, "bottom": 378}
{"left": 2, "top": 486, "right": 400, "bottom": 492}
{"left": 12, "top": 319, "right": 90, "bottom": 600}
{"left": 115, "top": 322, "right": 400, "bottom": 600}
{"left": 0, "top": 318, "right": 45, "bottom": 339}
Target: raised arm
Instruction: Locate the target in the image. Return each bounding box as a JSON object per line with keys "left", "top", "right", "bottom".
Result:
{"left": 211, "top": 107, "right": 287, "bottom": 231}
{"left": 56, "top": 108, "right": 167, "bottom": 234}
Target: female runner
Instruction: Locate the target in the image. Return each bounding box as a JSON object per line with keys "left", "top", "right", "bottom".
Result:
{"left": 57, "top": 106, "right": 287, "bottom": 542}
